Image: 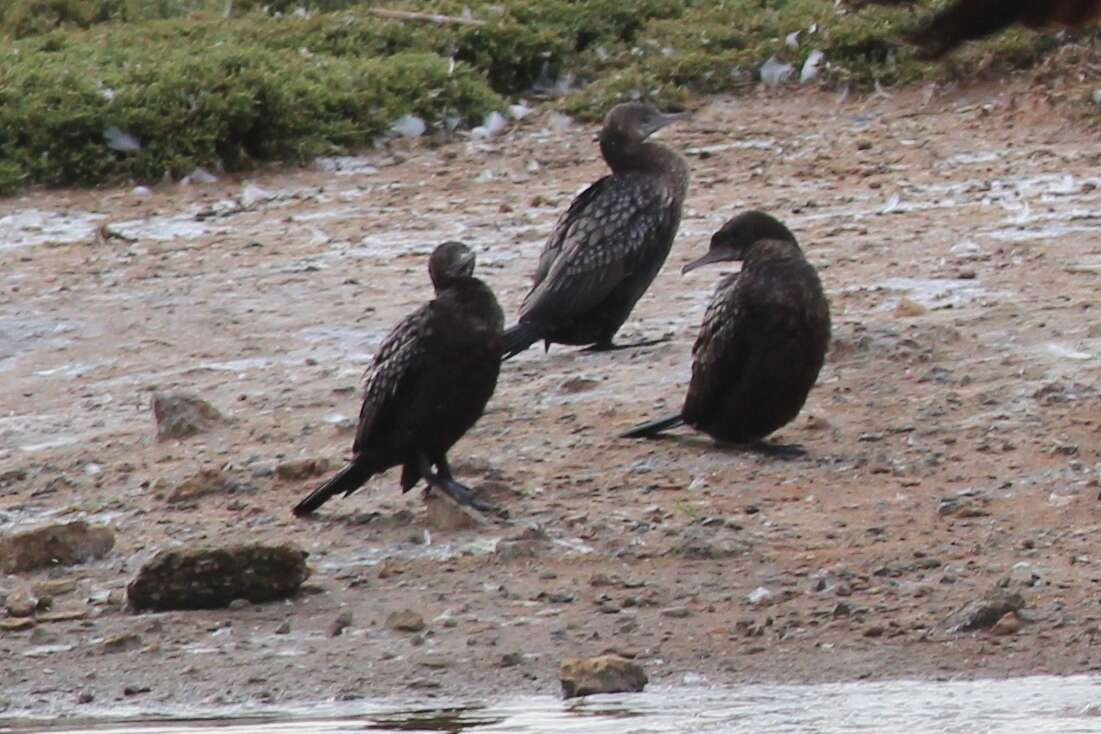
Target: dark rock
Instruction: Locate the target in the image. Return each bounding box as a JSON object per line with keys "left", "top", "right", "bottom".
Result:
{"left": 152, "top": 392, "right": 225, "bottom": 440}
{"left": 560, "top": 654, "right": 648, "bottom": 699}
{"left": 76, "top": 691, "right": 95, "bottom": 705}
{"left": 943, "top": 589, "right": 1024, "bottom": 633}
{"left": 0, "top": 522, "right": 115, "bottom": 574}
{"left": 274, "top": 620, "right": 291, "bottom": 635}
{"left": 127, "top": 542, "right": 309, "bottom": 611}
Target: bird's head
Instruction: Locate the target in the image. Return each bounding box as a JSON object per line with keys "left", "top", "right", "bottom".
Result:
{"left": 683, "top": 210, "right": 797, "bottom": 273}
{"left": 428, "top": 241, "right": 477, "bottom": 289}
{"left": 602, "top": 103, "right": 689, "bottom": 146}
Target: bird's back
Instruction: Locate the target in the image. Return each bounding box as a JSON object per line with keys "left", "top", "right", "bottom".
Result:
{"left": 518, "top": 160, "right": 687, "bottom": 345}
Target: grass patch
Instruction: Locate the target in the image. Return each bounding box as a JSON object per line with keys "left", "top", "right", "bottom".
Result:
{"left": 0, "top": 0, "right": 1092, "bottom": 192}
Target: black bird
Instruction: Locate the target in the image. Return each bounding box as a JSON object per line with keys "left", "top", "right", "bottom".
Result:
{"left": 502, "top": 102, "right": 690, "bottom": 359}
{"left": 847, "top": 0, "right": 1101, "bottom": 58}
{"left": 293, "top": 242, "right": 504, "bottom": 517}
{"left": 622, "top": 211, "right": 831, "bottom": 452}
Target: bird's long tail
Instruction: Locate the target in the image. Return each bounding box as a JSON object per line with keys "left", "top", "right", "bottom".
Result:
{"left": 501, "top": 321, "right": 542, "bottom": 361}
{"left": 620, "top": 414, "right": 685, "bottom": 439}
{"left": 292, "top": 463, "right": 372, "bottom": 517}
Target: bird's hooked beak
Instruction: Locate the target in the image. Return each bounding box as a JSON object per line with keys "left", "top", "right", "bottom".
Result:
{"left": 641, "top": 110, "right": 691, "bottom": 139}
{"left": 682, "top": 245, "right": 741, "bottom": 274}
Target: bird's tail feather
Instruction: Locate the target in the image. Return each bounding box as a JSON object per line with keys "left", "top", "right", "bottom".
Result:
{"left": 620, "top": 414, "right": 685, "bottom": 439}
{"left": 292, "top": 463, "right": 372, "bottom": 517}
{"left": 502, "top": 322, "right": 542, "bottom": 361}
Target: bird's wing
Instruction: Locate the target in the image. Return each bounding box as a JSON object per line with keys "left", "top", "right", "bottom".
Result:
{"left": 519, "top": 174, "right": 677, "bottom": 324}
{"left": 353, "top": 302, "right": 433, "bottom": 455}
{"left": 527, "top": 176, "right": 613, "bottom": 291}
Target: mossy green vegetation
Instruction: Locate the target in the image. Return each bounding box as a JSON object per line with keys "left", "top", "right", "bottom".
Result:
{"left": 0, "top": 0, "right": 1087, "bottom": 192}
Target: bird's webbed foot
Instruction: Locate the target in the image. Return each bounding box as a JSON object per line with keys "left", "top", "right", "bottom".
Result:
{"left": 416, "top": 454, "right": 507, "bottom": 517}
{"left": 748, "top": 440, "right": 806, "bottom": 460}
{"left": 582, "top": 334, "right": 672, "bottom": 353}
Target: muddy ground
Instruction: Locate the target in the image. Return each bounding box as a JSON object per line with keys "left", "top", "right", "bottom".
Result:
{"left": 3, "top": 77, "right": 1101, "bottom": 715}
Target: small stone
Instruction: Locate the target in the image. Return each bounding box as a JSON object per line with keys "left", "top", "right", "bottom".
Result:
{"left": 152, "top": 392, "right": 225, "bottom": 440}
{"left": 894, "top": 298, "right": 928, "bottom": 318}
{"left": 495, "top": 526, "right": 552, "bottom": 560}
{"left": 76, "top": 691, "right": 95, "bottom": 705}
{"left": 863, "top": 625, "right": 885, "bottom": 638}
{"left": 328, "top": 611, "right": 353, "bottom": 637}
{"left": 660, "top": 606, "right": 693, "bottom": 619}
{"left": 0, "top": 522, "right": 115, "bottom": 574}
{"left": 418, "top": 654, "right": 451, "bottom": 669}
{"left": 559, "top": 654, "right": 648, "bottom": 699}
{"left": 33, "top": 578, "right": 78, "bottom": 598}
{"left": 0, "top": 617, "right": 35, "bottom": 631}
{"left": 166, "top": 468, "right": 243, "bottom": 504}
{"left": 275, "top": 458, "right": 331, "bottom": 481}
{"left": 274, "top": 620, "right": 291, "bottom": 635}
{"left": 747, "top": 587, "right": 773, "bottom": 606}
{"left": 991, "top": 611, "right": 1022, "bottom": 636}
{"left": 499, "top": 652, "right": 525, "bottom": 667}
{"left": 122, "top": 685, "right": 151, "bottom": 697}
{"left": 559, "top": 376, "right": 600, "bottom": 394}
{"left": 424, "top": 493, "right": 483, "bottom": 531}
{"left": 938, "top": 490, "right": 990, "bottom": 518}
{"left": 227, "top": 598, "right": 251, "bottom": 611}
{"left": 386, "top": 609, "right": 426, "bottom": 633}
{"left": 5, "top": 586, "right": 37, "bottom": 617}
{"left": 101, "top": 633, "right": 144, "bottom": 654}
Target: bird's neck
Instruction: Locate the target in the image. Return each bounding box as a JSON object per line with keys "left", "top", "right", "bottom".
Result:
{"left": 601, "top": 135, "right": 681, "bottom": 175}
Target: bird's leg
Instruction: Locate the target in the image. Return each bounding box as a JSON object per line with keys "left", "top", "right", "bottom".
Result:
{"left": 582, "top": 335, "right": 671, "bottom": 353}
{"left": 748, "top": 440, "right": 806, "bottom": 459}
{"left": 415, "top": 454, "right": 502, "bottom": 515}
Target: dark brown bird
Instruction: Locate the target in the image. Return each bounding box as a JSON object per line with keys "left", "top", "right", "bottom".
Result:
{"left": 293, "top": 242, "right": 504, "bottom": 517}
{"left": 849, "top": 0, "right": 1101, "bottom": 57}
{"left": 622, "top": 211, "right": 831, "bottom": 452}
{"left": 502, "top": 102, "right": 690, "bottom": 359}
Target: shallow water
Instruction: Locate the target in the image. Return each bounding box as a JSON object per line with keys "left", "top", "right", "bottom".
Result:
{"left": 4, "top": 677, "right": 1101, "bottom": 734}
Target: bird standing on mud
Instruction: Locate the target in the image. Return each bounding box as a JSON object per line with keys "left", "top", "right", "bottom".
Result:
{"left": 502, "top": 102, "right": 690, "bottom": 359}
{"left": 622, "top": 211, "right": 831, "bottom": 453}
{"left": 847, "top": 0, "right": 1101, "bottom": 58}
{"left": 293, "top": 242, "right": 504, "bottom": 517}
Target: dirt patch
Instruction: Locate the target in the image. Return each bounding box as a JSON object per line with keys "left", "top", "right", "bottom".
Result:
{"left": 2, "top": 79, "right": 1101, "bottom": 712}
